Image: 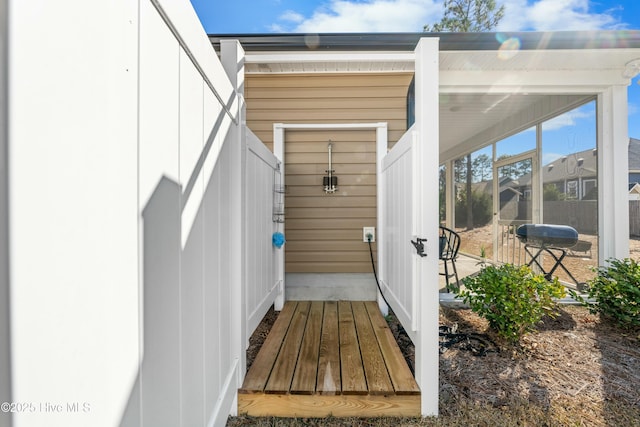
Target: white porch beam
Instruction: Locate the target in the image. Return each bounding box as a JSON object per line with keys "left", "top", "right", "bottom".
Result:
{"left": 598, "top": 85, "right": 630, "bottom": 262}
{"left": 414, "top": 37, "right": 440, "bottom": 417}
{"left": 441, "top": 70, "right": 630, "bottom": 89}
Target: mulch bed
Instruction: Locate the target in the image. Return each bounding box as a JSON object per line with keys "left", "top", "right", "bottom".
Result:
{"left": 230, "top": 304, "right": 640, "bottom": 427}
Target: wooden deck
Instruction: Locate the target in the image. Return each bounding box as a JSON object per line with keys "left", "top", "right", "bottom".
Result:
{"left": 238, "top": 300, "right": 420, "bottom": 418}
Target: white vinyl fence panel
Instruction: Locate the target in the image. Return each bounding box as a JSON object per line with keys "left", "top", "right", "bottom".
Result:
{"left": 8, "top": 0, "right": 244, "bottom": 426}
{"left": 380, "top": 130, "right": 418, "bottom": 341}
{"left": 245, "top": 129, "right": 281, "bottom": 337}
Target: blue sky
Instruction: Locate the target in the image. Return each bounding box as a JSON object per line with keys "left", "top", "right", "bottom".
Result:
{"left": 190, "top": 0, "right": 640, "bottom": 140}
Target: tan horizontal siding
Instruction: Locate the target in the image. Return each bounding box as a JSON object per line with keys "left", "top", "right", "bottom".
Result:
{"left": 287, "top": 263, "right": 374, "bottom": 273}
{"left": 288, "top": 229, "right": 364, "bottom": 241}
{"left": 247, "top": 121, "right": 409, "bottom": 144}
{"left": 286, "top": 207, "right": 376, "bottom": 219}
{"left": 247, "top": 86, "right": 408, "bottom": 100}
{"left": 286, "top": 185, "right": 376, "bottom": 197}
{"left": 285, "top": 196, "right": 376, "bottom": 208}
{"left": 251, "top": 109, "right": 406, "bottom": 122}
{"left": 285, "top": 163, "right": 376, "bottom": 175}
{"left": 245, "top": 72, "right": 412, "bottom": 273}
{"left": 286, "top": 241, "right": 377, "bottom": 252}
{"left": 285, "top": 174, "right": 375, "bottom": 186}
{"left": 249, "top": 98, "right": 406, "bottom": 110}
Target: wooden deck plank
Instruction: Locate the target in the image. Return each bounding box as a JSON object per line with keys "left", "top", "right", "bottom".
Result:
{"left": 316, "top": 301, "right": 341, "bottom": 395}
{"left": 364, "top": 301, "right": 420, "bottom": 395}
{"left": 240, "top": 301, "right": 298, "bottom": 393}
{"left": 238, "top": 393, "right": 421, "bottom": 418}
{"left": 338, "top": 301, "right": 368, "bottom": 395}
{"left": 290, "top": 301, "right": 323, "bottom": 394}
{"left": 264, "top": 301, "right": 310, "bottom": 393}
{"left": 352, "top": 301, "right": 394, "bottom": 395}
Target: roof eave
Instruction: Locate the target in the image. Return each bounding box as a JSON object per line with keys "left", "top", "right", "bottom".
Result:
{"left": 209, "top": 31, "right": 640, "bottom": 52}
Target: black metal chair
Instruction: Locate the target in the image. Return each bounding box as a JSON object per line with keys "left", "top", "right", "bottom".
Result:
{"left": 439, "top": 226, "right": 461, "bottom": 292}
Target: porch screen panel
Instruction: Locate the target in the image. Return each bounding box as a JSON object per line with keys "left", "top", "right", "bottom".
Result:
{"left": 453, "top": 146, "right": 493, "bottom": 259}
{"left": 541, "top": 100, "right": 598, "bottom": 285}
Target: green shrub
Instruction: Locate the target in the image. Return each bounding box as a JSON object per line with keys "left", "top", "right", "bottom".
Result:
{"left": 582, "top": 258, "right": 640, "bottom": 328}
{"left": 458, "top": 264, "right": 566, "bottom": 343}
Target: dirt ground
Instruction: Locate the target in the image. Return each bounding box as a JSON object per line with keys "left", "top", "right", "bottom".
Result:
{"left": 229, "top": 305, "right": 640, "bottom": 427}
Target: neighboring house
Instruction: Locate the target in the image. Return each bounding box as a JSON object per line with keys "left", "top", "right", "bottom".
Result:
{"left": 541, "top": 149, "right": 598, "bottom": 200}
{"left": 516, "top": 148, "right": 598, "bottom": 201}
{"left": 518, "top": 138, "right": 639, "bottom": 201}
{"left": 629, "top": 182, "right": 640, "bottom": 200}
{"left": 3, "top": 1, "right": 640, "bottom": 426}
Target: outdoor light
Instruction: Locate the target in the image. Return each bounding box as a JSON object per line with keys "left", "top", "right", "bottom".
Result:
{"left": 323, "top": 142, "right": 338, "bottom": 194}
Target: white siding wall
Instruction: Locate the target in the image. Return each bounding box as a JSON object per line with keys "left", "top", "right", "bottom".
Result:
{"left": 8, "top": 1, "right": 244, "bottom": 426}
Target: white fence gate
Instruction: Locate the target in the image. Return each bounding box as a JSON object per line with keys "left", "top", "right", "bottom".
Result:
{"left": 245, "top": 129, "right": 282, "bottom": 337}
{"left": 380, "top": 131, "right": 419, "bottom": 336}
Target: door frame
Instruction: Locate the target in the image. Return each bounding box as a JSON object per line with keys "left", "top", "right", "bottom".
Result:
{"left": 272, "top": 122, "right": 388, "bottom": 311}
{"left": 492, "top": 149, "right": 540, "bottom": 263}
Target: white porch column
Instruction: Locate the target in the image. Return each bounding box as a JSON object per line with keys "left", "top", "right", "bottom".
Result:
{"left": 414, "top": 37, "right": 440, "bottom": 417}
{"left": 221, "top": 39, "right": 247, "bottom": 412}
{"left": 598, "top": 85, "right": 630, "bottom": 262}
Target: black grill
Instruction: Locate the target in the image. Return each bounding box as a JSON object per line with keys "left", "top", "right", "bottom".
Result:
{"left": 516, "top": 224, "right": 578, "bottom": 248}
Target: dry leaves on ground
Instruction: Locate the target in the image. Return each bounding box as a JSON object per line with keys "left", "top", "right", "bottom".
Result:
{"left": 230, "top": 304, "right": 640, "bottom": 427}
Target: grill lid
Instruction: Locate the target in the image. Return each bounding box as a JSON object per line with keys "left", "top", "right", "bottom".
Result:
{"left": 515, "top": 224, "right": 579, "bottom": 248}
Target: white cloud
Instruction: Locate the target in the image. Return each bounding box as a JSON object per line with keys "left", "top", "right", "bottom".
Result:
{"left": 542, "top": 152, "right": 565, "bottom": 165}
{"left": 280, "top": 10, "right": 305, "bottom": 23}
{"left": 498, "top": 0, "right": 624, "bottom": 31}
{"left": 270, "top": 0, "right": 625, "bottom": 34}
{"left": 541, "top": 107, "right": 593, "bottom": 131}
{"left": 273, "top": 0, "right": 442, "bottom": 33}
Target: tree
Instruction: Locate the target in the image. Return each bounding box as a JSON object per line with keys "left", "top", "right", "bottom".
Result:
{"left": 424, "top": 0, "right": 505, "bottom": 32}
{"left": 472, "top": 154, "right": 492, "bottom": 181}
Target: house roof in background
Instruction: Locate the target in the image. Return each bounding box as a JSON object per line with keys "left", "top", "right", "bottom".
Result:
{"left": 629, "top": 138, "right": 640, "bottom": 171}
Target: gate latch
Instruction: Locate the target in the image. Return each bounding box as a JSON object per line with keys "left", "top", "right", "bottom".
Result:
{"left": 411, "top": 238, "right": 427, "bottom": 257}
